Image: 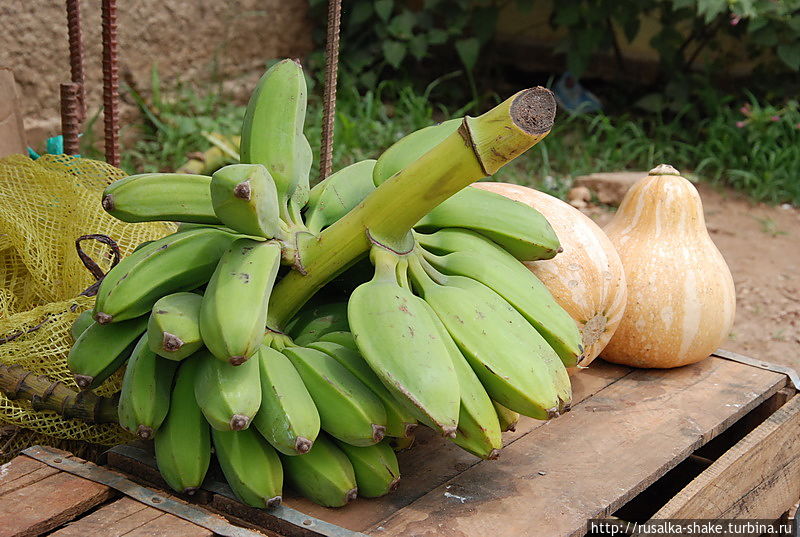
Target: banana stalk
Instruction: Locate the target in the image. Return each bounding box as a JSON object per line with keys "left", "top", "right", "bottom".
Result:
{"left": 267, "top": 88, "right": 556, "bottom": 328}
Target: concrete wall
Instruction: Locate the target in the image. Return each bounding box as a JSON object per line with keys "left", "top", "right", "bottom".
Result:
{"left": 0, "top": 0, "right": 313, "bottom": 143}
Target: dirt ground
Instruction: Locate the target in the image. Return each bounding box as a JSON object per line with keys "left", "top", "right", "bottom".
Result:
{"left": 589, "top": 183, "right": 800, "bottom": 371}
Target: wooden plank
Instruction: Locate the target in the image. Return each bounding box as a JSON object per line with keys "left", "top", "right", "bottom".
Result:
{"left": 122, "top": 512, "right": 214, "bottom": 537}
{"left": 366, "top": 356, "right": 786, "bottom": 537}
{"left": 0, "top": 468, "right": 115, "bottom": 537}
{"left": 277, "top": 360, "right": 632, "bottom": 531}
{"left": 651, "top": 394, "right": 800, "bottom": 521}
{"left": 50, "top": 497, "right": 162, "bottom": 536}
{"left": 0, "top": 455, "right": 59, "bottom": 497}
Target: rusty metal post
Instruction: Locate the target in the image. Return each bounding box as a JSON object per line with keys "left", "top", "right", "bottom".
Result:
{"left": 101, "top": 0, "right": 120, "bottom": 167}
{"left": 318, "top": 0, "right": 342, "bottom": 182}
{"left": 60, "top": 83, "right": 81, "bottom": 155}
{"left": 65, "top": 0, "right": 86, "bottom": 122}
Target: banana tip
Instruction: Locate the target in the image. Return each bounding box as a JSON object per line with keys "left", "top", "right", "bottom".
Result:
{"left": 346, "top": 488, "right": 358, "bottom": 503}
{"left": 101, "top": 194, "right": 114, "bottom": 212}
{"left": 265, "top": 496, "right": 282, "bottom": 509}
{"left": 229, "top": 355, "right": 247, "bottom": 366}
{"left": 229, "top": 414, "right": 250, "bottom": 431}
{"left": 295, "top": 437, "right": 313, "bottom": 454}
{"left": 94, "top": 312, "right": 113, "bottom": 324}
{"left": 442, "top": 426, "right": 457, "bottom": 439}
{"left": 183, "top": 487, "right": 199, "bottom": 496}
{"left": 403, "top": 423, "right": 418, "bottom": 437}
{"left": 546, "top": 407, "right": 560, "bottom": 420}
{"left": 162, "top": 332, "right": 184, "bottom": 352}
{"left": 74, "top": 374, "right": 93, "bottom": 389}
{"left": 136, "top": 425, "right": 154, "bottom": 440}
{"left": 372, "top": 424, "right": 386, "bottom": 443}
{"left": 233, "top": 181, "right": 252, "bottom": 200}
{"left": 389, "top": 477, "right": 401, "bottom": 492}
{"left": 488, "top": 449, "right": 501, "bottom": 460}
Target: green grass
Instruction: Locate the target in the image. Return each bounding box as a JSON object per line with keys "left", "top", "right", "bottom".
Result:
{"left": 99, "top": 69, "right": 800, "bottom": 206}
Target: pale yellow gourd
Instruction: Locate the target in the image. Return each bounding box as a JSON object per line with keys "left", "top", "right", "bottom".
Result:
{"left": 602, "top": 165, "right": 736, "bottom": 368}
{"left": 473, "top": 182, "right": 627, "bottom": 368}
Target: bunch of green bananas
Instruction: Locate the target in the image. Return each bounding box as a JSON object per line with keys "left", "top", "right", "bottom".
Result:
{"left": 67, "top": 59, "right": 580, "bottom": 509}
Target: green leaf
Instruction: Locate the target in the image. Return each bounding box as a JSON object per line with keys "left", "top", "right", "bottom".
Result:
{"left": 388, "top": 10, "right": 416, "bottom": 38}
{"left": 455, "top": 38, "right": 481, "bottom": 72}
{"left": 409, "top": 34, "right": 429, "bottom": 60}
{"left": 696, "top": 0, "right": 727, "bottom": 23}
{"left": 427, "top": 28, "right": 448, "bottom": 44}
{"left": 553, "top": 4, "right": 581, "bottom": 27}
{"left": 375, "top": 0, "right": 394, "bottom": 22}
{"left": 516, "top": 0, "right": 534, "bottom": 12}
{"left": 777, "top": 41, "right": 800, "bottom": 70}
{"left": 349, "top": 3, "right": 373, "bottom": 26}
{"left": 622, "top": 16, "right": 640, "bottom": 43}
{"left": 383, "top": 40, "right": 407, "bottom": 68}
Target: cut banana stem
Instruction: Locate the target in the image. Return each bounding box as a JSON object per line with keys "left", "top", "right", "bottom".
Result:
{"left": 267, "top": 87, "right": 556, "bottom": 328}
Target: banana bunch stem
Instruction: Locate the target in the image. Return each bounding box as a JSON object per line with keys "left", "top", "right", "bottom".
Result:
{"left": 267, "top": 88, "right": 555, "bottom": 328}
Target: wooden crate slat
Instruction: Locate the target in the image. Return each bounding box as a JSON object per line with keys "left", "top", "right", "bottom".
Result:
{"left": 49, "top": 497, "right": 162, "bottom": 536}
{"left": 652, "top": 394, "right": 800, "bottom": 521}
{"left": 366, "top": 357, "right": 786, "bottom": 537}
{"left": 0, "top": 469, "right": 115, "bottom": 537}
{"left": 277, "top": 360, "right": 632, "bottom": 531}
{"left": 0, "top": 455, "right": 60, "bottom": 497}
{"left": 121, "top": 512, "right": 215, "bottom": 537}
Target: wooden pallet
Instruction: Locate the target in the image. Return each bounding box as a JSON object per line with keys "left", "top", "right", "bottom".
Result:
{"left": 3, "top": 354, "right": 799, "bottom": 537}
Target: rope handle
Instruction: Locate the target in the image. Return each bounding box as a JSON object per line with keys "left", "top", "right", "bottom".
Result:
{"left": 75, "top": 233, "right": 121, "bottom": 297}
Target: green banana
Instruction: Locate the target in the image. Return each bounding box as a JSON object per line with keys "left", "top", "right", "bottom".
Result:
{"left": 316, "top": 330, "right": 359, "bottom": 351}
{"left": 373, "top": 119, "right": 461, "bottom": 185}
{"left": 147, "top": 292, "right": 204, "bottom": 361}
{"left": 417, "top": 228, "right": 583, "bottom": 366}
{"left": 93, "top": 227, "right": 238, "bottom": 324}
{"left": 423, "top": 298, "right": 502, "bottom": 460}
{"left": 280, "top": 433, "right": 357, "bottom": 508}
{"left": 132, "top": 240, "right": 155, "bottom": 253}
{"left": 389, "top": 435, "right": 415, "bottom": 452}
{"left": 199, "top": 238, "right": 281, "bottom": 365}
{"left": 240, "top": 59, "right": 312, "bottom": 208}
{"left": 304, "top": 160, "right": 377, "bottom": 233}
{"left": 70, "top": 310, "right": 94, "bottom": 341}
{"left": 211, "top": 427, "right": 283, "bottom": 508}
{"left": 194, "top": 349, "right": 262, "bottom": 431}
{"left": 408, "top": 254, "right": 571, "bottom": 419}
{"left": 117, "top": 333, "right": 178, "bottom": 439}
{"left": 154, "top": 359, "right": 211, "bottom": 495}
{"left": 101, "top": 173, "right": 221, "bottom": 224}
{"left": 282, "top": 346, "right": 387, "bottom": 446}
{"left": 209, "top": 164, "right": 283, "bottom": 238}
{"left": 285, "top": 301, "right": 350, "bottom": 347}
{"left": 307, "top": 341, "right": 418, "bottom": 438}
{"left": 252, "top": 346, "right": 320, "bottom": 455}
{"left": 334, "top": 439, "right": 400, "bottom": 498}
{"left": 415, "top": 186, "right": 560, "bottom": 261}
{"left": 494, "top": 401, "right": 520, "bottom": 433}
{"left": 67, "top": 316, "right": 148, "bottom": 389}
{"left": 348, "top": 247, "right": 460, "bottom": 437}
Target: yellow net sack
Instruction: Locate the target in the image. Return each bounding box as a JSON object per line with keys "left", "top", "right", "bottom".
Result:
{"left": 0, "top": 154, "right": 174, "bottom": 462}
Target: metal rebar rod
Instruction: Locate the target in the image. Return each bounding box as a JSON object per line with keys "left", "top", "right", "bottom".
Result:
{"left": 65, "top": 0, "right": 86, "bottom": 121}
{"left": 60, "top": 82, "right": 81, "bottom": 155}
{"left": 318, "top": 0, "right": 342, "bottom": 182}
{"left": 101, "top": 0, "right": 120, "bottom": 167}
